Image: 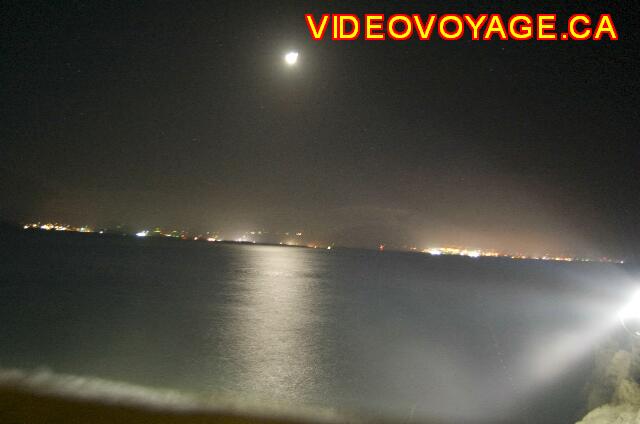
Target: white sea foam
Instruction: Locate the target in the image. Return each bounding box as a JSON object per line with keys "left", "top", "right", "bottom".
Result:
{"left": 0, "top": 367, "right": 354, "bottom": 423}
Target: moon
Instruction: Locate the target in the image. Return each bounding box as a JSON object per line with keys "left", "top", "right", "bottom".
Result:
{"left": 284, "top": 51, "right": 299, "bottom": 65}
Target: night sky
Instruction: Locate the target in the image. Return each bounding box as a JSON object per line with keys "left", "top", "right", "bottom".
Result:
{"left": 2, "top": 1, "right": 639, "bottom": 259}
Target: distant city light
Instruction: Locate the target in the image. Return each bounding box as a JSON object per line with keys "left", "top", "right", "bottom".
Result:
{"left": 465, "top": 250, "right": 481, "bottom": 258}
{"left": 419, "top": 245, "right": 611, "bottom": 263}
{"left": 20, "top": 220, "right": 625, "bottom": 264}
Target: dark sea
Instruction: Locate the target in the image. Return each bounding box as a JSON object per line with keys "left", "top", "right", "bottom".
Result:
{"left": 0, "top": 229, "right": 637, "bottom": 423}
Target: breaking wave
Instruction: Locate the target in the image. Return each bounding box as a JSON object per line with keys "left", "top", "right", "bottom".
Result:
{"left": 0, "top": 366, "right": 354, "bottom": 423}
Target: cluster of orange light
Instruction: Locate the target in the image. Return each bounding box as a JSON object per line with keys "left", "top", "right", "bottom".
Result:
{"left": 421, "top": 246, "right": 623, "bottom": 264}
{"left": 24, "top": 223, "right": 95, "bottom": 233}
{"left": 21, "top": 222, "right": 624, "bottom": 264}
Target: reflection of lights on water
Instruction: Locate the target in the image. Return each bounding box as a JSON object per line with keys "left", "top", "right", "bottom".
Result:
{"left": 223, "top": 246, "right": 324, "bottom": 400}
{"left": 619, "top": 289, "right": 640, "bottom": 337}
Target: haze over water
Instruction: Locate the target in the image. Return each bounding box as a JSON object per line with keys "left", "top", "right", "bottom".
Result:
{"left": 0, "top": 230, "right": 635, "bottom": 423}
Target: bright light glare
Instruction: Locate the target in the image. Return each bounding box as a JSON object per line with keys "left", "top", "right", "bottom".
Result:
{"left": 135, "top": 230, "right": 149, "bottom": 237}
{"left": 619, "top": 289, "right": 640, "bottom": 336}
{"left": 284, "top": 51, "right": 299, "bottom": 65}
{"left": 515, "top": 289, "right": 640, "bottom": 391}
{"left": 522, "top": 315, "right": 619, "bottom": 388}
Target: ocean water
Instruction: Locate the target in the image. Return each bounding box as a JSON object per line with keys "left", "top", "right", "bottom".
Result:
{"left": 0, "top": 230, "right": 636, "bottom": 423}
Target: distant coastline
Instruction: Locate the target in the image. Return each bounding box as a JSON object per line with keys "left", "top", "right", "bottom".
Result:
{"left": 2, "top": 220, "right": 627, "bottom": 266}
